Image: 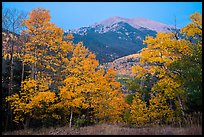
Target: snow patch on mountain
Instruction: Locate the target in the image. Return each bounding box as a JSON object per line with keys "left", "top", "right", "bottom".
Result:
{"left": 67, "top": 16, "right": 175, "bottom": 35}
{"left": 128, "top": 17, "right": 175, "bottom": 33}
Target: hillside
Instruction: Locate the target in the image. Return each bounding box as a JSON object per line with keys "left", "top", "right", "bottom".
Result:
{"left": 98, "top": 53, "right": 141, "bottom": 76}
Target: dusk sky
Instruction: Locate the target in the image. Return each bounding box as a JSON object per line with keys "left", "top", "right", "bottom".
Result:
{"left": 2, "top": 2, "right": 202, "bottom": 31}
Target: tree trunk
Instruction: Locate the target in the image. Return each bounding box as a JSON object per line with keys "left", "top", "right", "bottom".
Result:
{"left": 5, "top": 30, "right": 15, "bottom": 131}
{"left": 21, "top": 47, "right": 25, "bottom": 82}
{"left": 31, "top": 63, "right": 35, "bottom": 79}
{"left": 34, "top": 46, "right": 37, "bottom": 92}
{"left": 69, "top": 107, "right": 73, "bottom": 128}
{"left": 9, "top": 52, "right": 14, "bottom": 95}
{"left": 23, "top": 116, "right": 30, "bottom": 129}
{"left": 177, "top": 95, "right": 185, "bottom": 117}
{"left": 9, "top": 32, "right": 14, "bottom": 97}
{"left": 169, "top": 99, "right": 173, "bottom": 109}
{"left": 5, "top": 103, "right": 11, "bottom": 131}
{"left": 21, "top": 62, "right": 24, "bottom": 82}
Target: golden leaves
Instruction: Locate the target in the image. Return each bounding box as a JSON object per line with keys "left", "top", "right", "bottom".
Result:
{"left": 31, "top": 91, "right": 56, "bottom": 108}
{"left": 129, "top": 92, "right": 149, "bottom": 126}
{"left": 64, "top": 34, "right": 74, "bottom": 40}
{"left": 132, "top": 65, "right": 148, "bottom": 78}
{"left": 26, "top": 8, "right": 51, "bottom": 29}
{"left": 130, "top": 12, "right": 202, "bottom": 126}
{"left": 181, "top": 12, "right": 202, "bottom": 38}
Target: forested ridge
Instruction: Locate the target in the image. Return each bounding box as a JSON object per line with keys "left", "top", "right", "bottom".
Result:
{"left": 2, "top": 7, "right": 202, "bottom": 134}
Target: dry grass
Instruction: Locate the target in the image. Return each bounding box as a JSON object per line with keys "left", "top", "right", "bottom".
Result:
{"left": 2, "top": 124, "right": 202, "bottom": 135}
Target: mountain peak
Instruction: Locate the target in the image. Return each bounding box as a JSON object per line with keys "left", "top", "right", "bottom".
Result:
{"left": 68, "top": 16, "right": 176, "bottom": 35}
{"left": 95, "top": 16, "right": 127, "bottom": 27}
{"left": 109, "top": 16, "right": 124, "bottom": 19}
{"left": 91, "top": 16, "right": 175, "bottom": 33}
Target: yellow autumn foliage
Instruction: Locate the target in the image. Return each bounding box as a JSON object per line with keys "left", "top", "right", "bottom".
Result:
{"left": 131, "top": 12, "right": 202, "bottom": 126}
{"left": 130, "top": 92, "right": 149, "bottom": 127}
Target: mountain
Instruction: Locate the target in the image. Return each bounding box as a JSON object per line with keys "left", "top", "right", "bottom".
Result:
{"left": 91, "top": 16, "right": 175, "bottom": 33}
{"left": 65, "top": 16, "right": 176, "bottom": 63}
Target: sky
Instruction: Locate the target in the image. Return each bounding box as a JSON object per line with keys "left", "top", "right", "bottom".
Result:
{"left": 2, "top": 2, "right": 202, "bottom": 31}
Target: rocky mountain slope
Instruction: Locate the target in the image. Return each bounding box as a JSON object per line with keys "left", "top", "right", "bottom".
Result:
{"left": 98, "top": 53, "right": 141, "bottom": 76}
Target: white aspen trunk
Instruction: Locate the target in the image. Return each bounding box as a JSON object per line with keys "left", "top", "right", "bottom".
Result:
{"left": 177, "top": 95, "right": 185, "bottom": 117}
{"left": 34, "top": 46, "right": 37, "bottom": 92}
{"left": 69, "top": 108, "right": 73, "bottom": 128}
